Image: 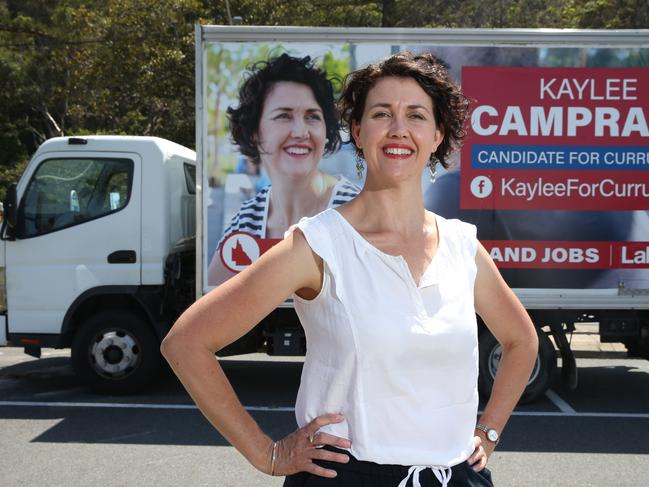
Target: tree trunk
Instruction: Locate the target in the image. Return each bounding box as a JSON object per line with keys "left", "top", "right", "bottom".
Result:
{"left": 381, "top": 0, "right": 398, "bottom": 27}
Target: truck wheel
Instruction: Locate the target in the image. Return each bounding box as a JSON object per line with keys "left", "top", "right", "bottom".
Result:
{"left": 478, "top": 328, "right": 556, "bottom": 404}
{"left": 71, "top": 310, "right": 162, "bottom": 395}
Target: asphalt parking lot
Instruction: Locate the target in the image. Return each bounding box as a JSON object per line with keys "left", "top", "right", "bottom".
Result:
{"left": 1, "top": 331, "right": 648, "bottom": 487}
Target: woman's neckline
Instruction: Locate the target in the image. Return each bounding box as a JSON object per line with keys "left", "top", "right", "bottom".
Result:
{"left": 329, "top": 207, "right": 443, "bottom": 288}
{"left": 264, "top": 174, "right": 343, "bottom": 238}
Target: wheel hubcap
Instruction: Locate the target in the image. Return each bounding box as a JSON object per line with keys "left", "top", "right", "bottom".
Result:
{"left": 90, "top": 330, "right": 140, "bottom": 379}
{"left": 488, "top": 343, "right": 541, "bottom": 386}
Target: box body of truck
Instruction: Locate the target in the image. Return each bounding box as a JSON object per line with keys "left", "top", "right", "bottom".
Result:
{"left": 196, "top": 26, "right": 649, "bottom": 401}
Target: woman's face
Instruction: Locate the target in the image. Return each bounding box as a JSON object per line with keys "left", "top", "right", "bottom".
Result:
{"left": 256, "top": 81, "right": 327, "bottom": 181}
{"left": 352, "top": 76, "right": 443, "bottom": 183}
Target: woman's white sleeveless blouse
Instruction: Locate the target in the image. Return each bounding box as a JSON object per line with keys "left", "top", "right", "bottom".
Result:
{"left": 292, "top": 208, "right": 480, "bottom": 469}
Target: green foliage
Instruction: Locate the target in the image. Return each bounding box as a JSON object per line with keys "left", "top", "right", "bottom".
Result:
{"left": 0, "top": 0, "right": 211, "bottom": 197}
{"left": 0, "top": 159, "right": 27, "bottom": 200}
{"left": 1, "top": 0, "right": 648, "bottom": 201}
{"left": 560, "top": 0, "right": 649, "bottom": 29}
{"left": 322, "top": 47, "right": 351, "bottom": 97}
{"left": 229, "top": 0, "right": 382, "bottom": 27}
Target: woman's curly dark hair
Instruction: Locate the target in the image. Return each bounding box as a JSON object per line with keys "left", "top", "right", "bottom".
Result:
{"left": 227, "top": 53, "right": 341, "bottom": 165}
{"left": 339, "top": 51, "right": 469, "bottom": 168}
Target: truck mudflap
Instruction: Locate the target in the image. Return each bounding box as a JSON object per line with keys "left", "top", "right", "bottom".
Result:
{"left": 548, "top": 321, "right": 578, "bottom": 389}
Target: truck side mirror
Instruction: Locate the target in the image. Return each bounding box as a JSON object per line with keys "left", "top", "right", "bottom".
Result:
{"left": 1, "top": 183, "right": 18, "bottom": 240}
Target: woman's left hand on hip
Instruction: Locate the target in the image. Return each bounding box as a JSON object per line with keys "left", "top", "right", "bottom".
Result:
{"left": 467, "top": 435, "right": 493, "bottom": 472}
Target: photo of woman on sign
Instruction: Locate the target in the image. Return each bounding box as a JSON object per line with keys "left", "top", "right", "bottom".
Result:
{"left": 207, "top": 54, "right": 360, "bottom": 286}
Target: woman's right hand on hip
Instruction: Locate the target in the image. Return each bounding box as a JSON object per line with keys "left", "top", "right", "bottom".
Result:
{"left": 266, "top": 413, "right": 351, "bottom": 477}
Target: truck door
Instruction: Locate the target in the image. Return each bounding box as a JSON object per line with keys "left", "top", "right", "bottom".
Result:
{"left": 5, "top": 151, "right": 141, "bottom": 338}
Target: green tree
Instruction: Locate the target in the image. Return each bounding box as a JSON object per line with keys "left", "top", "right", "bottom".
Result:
{"left": 0, "top": 0, "right": 219, "bottom": 198}
{"left": 561, "top": 0, "right": 649, "bottom": 29}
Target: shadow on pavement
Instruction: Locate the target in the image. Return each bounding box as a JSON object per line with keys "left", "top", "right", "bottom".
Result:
{"left": 1, "top": 356, "right": 648, "bottom": 454}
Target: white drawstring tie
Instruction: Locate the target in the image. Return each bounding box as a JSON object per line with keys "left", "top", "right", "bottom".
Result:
{"left": 397, "top": 465, "right": 452, "bottom": 487}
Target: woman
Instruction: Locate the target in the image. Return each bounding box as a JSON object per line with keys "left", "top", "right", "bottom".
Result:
{"left": 163, "top": 52, "right": 538, "bottom": 486}
{"left": 208, "top": 54, "right": 360, "bottom": 286}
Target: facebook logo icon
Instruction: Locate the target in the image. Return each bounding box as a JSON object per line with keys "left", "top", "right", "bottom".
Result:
{"left": 471, "top": 176, "right": 493, "bottom": 198}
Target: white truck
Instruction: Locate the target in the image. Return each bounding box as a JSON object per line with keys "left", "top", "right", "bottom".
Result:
{"left": 2, "top": 27, "right": 649, "bottom": 401}
{"left": 0, "top": 136, "right": 196, "bottom": 393}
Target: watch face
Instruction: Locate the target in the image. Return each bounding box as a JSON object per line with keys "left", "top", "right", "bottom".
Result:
{"left": 487, "top": 429, "right": 499, "bottom": 442}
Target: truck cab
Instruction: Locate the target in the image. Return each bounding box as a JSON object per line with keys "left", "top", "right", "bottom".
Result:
{"left": 0, "top": 136, "right": 196, "bottom": 393}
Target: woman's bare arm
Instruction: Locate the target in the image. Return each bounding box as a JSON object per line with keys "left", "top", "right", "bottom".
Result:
{"left": 161, "top": 229, "right": 350, "bottom": 477}
{"left": 472, "top": 242, "right": 538, "bottom": 459}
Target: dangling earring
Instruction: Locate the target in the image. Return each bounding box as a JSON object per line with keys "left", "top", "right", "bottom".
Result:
{"left": 355, "top": 150, "right": 365, "bottom": 179}
{"left": 428, "top": 155, "right": 438, "bottom": 183}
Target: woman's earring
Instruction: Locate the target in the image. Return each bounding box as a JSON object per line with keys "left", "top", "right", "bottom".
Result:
{"left": 355, "top": 151, "right": 365, "bottom": 179}
{"left": 428, "top": 155, "right": 438, "bottom": 183}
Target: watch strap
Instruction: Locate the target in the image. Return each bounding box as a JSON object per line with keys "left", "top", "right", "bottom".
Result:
{"left": 475, "top": 423, "right": 500, "bottom": 444}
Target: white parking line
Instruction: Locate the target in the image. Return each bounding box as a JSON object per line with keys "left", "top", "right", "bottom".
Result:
{"left": 545, "top": 389, "right": 577, "bottom": 414}
{"left": 0, "top": 400, "right": 648, "bottom": 418}
{"left": 0, "top": 401, "right": 294, "bottom": 412}
{"left": 511, "top": 411, "right": 649, "bottom": 418}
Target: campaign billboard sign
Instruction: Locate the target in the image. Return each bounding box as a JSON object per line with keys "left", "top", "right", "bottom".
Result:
{"left": 461, "top": 67, "right": 649, "bottom": 210}
{"left": 198, "top": 27, "right": 649, "bottom": 292}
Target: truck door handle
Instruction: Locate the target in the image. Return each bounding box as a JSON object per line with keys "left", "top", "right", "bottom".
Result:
{"left": 107, "top": 250, "right": 137, "bottom": 264}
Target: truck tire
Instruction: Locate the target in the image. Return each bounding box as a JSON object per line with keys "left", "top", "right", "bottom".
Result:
{"left": 478, "top": 328, "right": 556, "bottom": 404}
{"left": 71, "top": 310, "right": 162, "bottom": 395}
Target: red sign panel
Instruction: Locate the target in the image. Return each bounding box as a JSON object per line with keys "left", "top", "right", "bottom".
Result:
{"left": 483, "top": 240, "right": 649, "bottom": 269}
{"left": 461, "top": 67, "right": 649, "bottom": 210}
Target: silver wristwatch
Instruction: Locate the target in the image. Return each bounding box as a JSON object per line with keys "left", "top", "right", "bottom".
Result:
{"left": 475, "top": 423, "right": 500, "bottom": 444}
